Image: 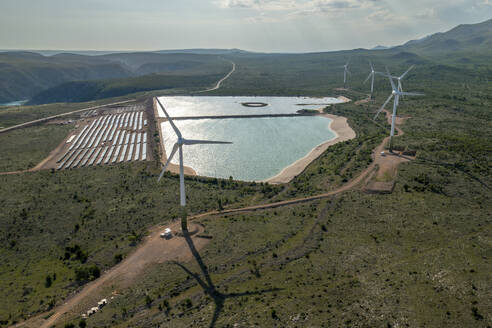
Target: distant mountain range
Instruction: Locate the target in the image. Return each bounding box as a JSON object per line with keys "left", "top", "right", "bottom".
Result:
{"left": 371, "top": 45, "right": 389, "bottom": 50}
{"left": 1, "top": 18, "right": 490, "bottom": 104}
{"left": 396, "top": 18, "right": 492, "bottom": 54}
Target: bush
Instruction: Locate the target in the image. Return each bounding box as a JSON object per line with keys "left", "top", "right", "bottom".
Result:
{"left": 145, "top": 295, "right": 153, "bottom": 308}
{"left": 45, "top": 275, "right": 52, "bottom": 288}
{"left": 74, "top": 265, "right": 100, "bottom": 282}
{"left": 114, "top": 253, "right": 123, "bottom": 264}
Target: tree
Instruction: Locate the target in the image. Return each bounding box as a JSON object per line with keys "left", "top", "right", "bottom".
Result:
{"left": 45, "top": 275, "right": 52, "bottom": 288}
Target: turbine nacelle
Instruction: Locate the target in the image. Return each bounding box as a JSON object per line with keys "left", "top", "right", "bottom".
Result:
{"left": 373, "top": 66, "right": 424, "bottom": 121}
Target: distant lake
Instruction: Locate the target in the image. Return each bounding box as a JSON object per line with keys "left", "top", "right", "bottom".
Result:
{"left": 0, "top": 100, "right": 28, "bottom": 107}
{"left": 157, "top": 96, "right": 342, "bottom": 118}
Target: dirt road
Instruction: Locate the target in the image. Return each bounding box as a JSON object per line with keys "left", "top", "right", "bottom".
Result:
{"left": 196, "top": 61, "right": 236, "bottom": 93}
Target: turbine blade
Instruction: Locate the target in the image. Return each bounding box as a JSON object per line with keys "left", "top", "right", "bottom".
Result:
{"left": 385, "top": 66, "right": 397, "bottom": 91}
{"left": 370, "top": 60, "right": 374, "bottom": 71}
{"left": 156, "top": 97, "right": 182, "bottom": 139}
{"left": 400, "top": 92, "right": 424, "bottom": 96}
{"left": 374, "top": 94, "right": 393, "bottom": 119}
{"left": 157, "top": 143, "right": 179, "bottom": 182}
{"left": 399, "top": 65, "right": 415, "bottom": 79}
{"left": 364, "top": 72, "right": 372, "bottom": 84}
{"left": 183, "top": 139, "right": 232, "bottom": 145}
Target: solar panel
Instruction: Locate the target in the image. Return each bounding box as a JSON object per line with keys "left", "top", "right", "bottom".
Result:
{"left": 69, "top": 125, "right": 89, "bottom": 151}
{"left": 112, "top": 145, "right": 121, "bottom": 163}
{"left": 126, "top": 144, "right": 134, "bottom": 161}
{"left": 82, "top": 148, "right": 96, "bottom": 167}
{"left": 119, "top": 144, "right": 128, "bottom": 162}
{"left": 133, "top": 112, "right": 138, "bottom": 130}
{"left": 119, "top": 130, "right": 127, "bottom": 145}
{"left": 90, "top": 148, "right": 102, "bottom": 166}
{"left": 97, "top": 146, "right": 108, "bottom": 165}
{"left": 64, "top": 149, "right": 82, "bottom": 169}
{"left": 134, "top": 142, "right": 140, "bottom": 161}
{"left": 72, "top": 148, "right": 89, "bottom": 168}
{"left": 75, "top": 121, "right": 96, "bottom": 149}
{"left": 111, "top": 130, "right": 120, "bottom": 146}
{"left": 104, "top": 146, "right": 114, "bottom": 164}
{"left": 142, "top": 143, "right": 147, "bottom": 160}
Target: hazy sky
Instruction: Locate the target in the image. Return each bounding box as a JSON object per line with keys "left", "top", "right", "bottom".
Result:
{"left": 1, "top": 0, "right": 491, "bottom": 52}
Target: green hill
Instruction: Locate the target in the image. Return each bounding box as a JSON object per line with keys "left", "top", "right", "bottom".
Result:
{"left": 397, "top": 18, "right": 492, "bottom": 55}
{"left": 27, "top": 72, "right": 227, "bottom": 105}
{"left": 0, "top": 52, "right": 132, "bottom": 103}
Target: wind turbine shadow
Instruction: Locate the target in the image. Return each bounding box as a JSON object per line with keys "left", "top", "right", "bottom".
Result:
{"left": 172, "top": 232, "right": 281, "bottom": 328}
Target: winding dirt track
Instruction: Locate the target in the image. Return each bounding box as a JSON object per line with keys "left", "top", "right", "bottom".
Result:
{"left": 196, "top": 61, "right": 236, "bottom": 93}
{"left": 14, "top": 105, "right": 404, "bottom": 328}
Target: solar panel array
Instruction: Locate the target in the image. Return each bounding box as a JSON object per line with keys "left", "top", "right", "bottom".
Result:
{"left": 57, "top": 109, "right": 148, "bottom": 170}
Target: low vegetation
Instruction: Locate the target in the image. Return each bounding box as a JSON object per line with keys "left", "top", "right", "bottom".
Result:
{"left": 0, "top": 124, "right": 71, "bottom": 172}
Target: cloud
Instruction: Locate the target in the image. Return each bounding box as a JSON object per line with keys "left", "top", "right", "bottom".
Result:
{"left": 216, "top": 0, "right": 380, "bottom": 14}
{"left": 215, "top": 0, "right": 297, "bottom": 10}
{"left": 414, "top": 8, "right": 436, "bottom": 19}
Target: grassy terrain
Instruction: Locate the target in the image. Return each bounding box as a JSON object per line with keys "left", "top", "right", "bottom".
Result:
{"left": 0, "top": 163, "right": 281, "bottom": 325}
{"left": 0, "top": 124, "right": 71, "bottom": 172}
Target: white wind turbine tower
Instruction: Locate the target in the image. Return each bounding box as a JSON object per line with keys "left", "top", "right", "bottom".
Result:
{"left": 363, "top": 61, "right": 377, "bottom": 98}
{"left": 373, "top": 67, "right": 424, "bottom": 152}
{"left": 156, "top": 97, "right": 232, "bottom": 232}
{"left": 342, "top": 59, "right": 351, "bottom": 89}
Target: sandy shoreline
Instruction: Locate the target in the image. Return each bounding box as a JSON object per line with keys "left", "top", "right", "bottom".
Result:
{"left": 265, "top": 113, "right": 356, "bottom": 184}
{"left": 337, "top": 95, "right": 351, "bottom": 103}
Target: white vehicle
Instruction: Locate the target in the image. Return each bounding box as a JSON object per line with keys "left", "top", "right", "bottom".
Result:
{"left": 98, "top": 298, "right": 107, "bottom": 308}
{"left": 160, "top": 228, "right": 172, "bottom": 239}
{"left": 381, "top": 151, "right": 386, "bottom": 156}
{"left": 87, "top": 307, "right": 99, "bottom": 316}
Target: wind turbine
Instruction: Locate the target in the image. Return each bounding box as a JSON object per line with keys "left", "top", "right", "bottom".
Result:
{"left": 378, "top": 65, "right": 415, "bottom": 95}
{"left": 156, "top": 97, "right": 232, "bottom": 232}
{"left": 342, "top": 59, "right": 351, "bottom": 89}
{"left": 364, "top": 61, "right": 377, "bottom": 98}
{"left": 373, "top": 67, "right": 424, "bottom": 152}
